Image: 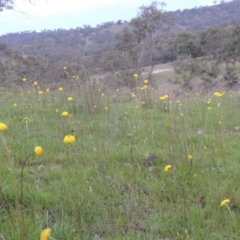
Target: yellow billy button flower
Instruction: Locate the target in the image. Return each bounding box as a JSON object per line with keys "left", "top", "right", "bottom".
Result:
{"left": 33, "top": 81, "right": 38, "bottom": 86}
{"left": 22, "top": 78, "right": 27, "bottom": 82}
{"left": 143, "top": 79, "right": 149, "bottom": 85}
{"left": 62, "top": 111, "right": 69, "bottom": 117}
{"left": 164, "top": 165, "right": 172, "bottom": 172}
{"left": 133, "top": 73, "right": 139, "bottom": 80}
{"left": 188, "top": 154, "right": 193, "bottom": 160}
{"left": 23, "top": 117, "right": 29, "bottom": 121}
{"left": 13, "top": 103, "right": 17, "bottom": 107}
{"left": 34, "top": 146, "right": 43, "bottom": 156}
{"left": 0, "top": 122, "right": 8, "bottom": 131}
{"left": 220, "top": 199, "right": 230, "bottom": 207}
{"left": 58, "top": 87, "right": 63, "bottom": 91}
{"left": 63, "top": 134, "right": 76, "bottom": 144}
{"left": 38, "top": 91, "right": 43, "bottom": 95}
{"left": 46, "top": 88, "right": 50, "bottom": 92}
{"left": 68, "top": 97, "right": 73, "bottom": 101}
{"left": 40, "top": 228, "right": 51, "bottom": 240}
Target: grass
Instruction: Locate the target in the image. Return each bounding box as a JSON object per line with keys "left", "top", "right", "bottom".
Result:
{"left": 1, "top": 79, "right": 240, "bottom": 240}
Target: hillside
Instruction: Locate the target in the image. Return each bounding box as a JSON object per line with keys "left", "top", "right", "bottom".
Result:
{"left": 0, "top": 0, "right": 240, "bottom": 64}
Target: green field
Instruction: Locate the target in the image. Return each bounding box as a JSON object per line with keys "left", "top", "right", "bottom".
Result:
{"left": 1, "top": 78, "right": 240, "bottom": 240}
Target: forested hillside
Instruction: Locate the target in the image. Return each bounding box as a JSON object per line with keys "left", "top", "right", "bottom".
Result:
{"left": 0, "top": 0, "right": 240, "bottom": 87}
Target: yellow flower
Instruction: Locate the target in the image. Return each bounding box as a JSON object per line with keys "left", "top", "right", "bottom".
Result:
{"left": 62, "top": 111, "right": 69, "bottom": 117}
{"left": 143, "top": 79, "right": 149, "bottom": 85}
{"left": 40, "top": 228, "right": 51, "bottom": 240}
{"left": 187, "top": 154, "right": 193, "bottom": 160}
{"left": 101, "top": 93, "right": 105, "bottom": 97}
{"left": 63, "top": 66, "right": 67, "bottom": 70}
{"left": 105, "top": 107, "right": 108, "bottom": 111}
{"left": 220, "top": 199, "right": 230, "bottom": 207}
{"left": 0, "top": 122, "right": 8, "bottom": 131}
{"left": 58, "top": 87, "right": 63, "bottom": 91}
{"left": 13, "top": 103, "right": 17, "bottom": 107}
{"left": 56, "top": 109, "right": 59, "bottom": 113}
{"left": 22, "top": 78, "right": 27, "bottom": 82}
{"left": 131, "top": 93, "right": 136, "bottom": 98}
{"left": 46, "top": 88, "right": 50, "bottom": 92}
{"left": 143, "top": 85, "right": 148, "bottom": 89}
{"left": 33, "top": 81, "right": 38, "bottom": 86}
{"left": 164, "top": 165, "right": 172, "bottom": 172}
{"left": 23, "top": 117, "right": 29, "bottom": 121}
{"left": 63, "top": 134, "right": 76, "bottom": 144}
{"left": 163, "top": 95, "right": 169, "bottom": 99}
{"left": 159, "top": 96, "right": 165, "bottom": 101}
{"left": 133, "top": 73, "right": 139, "bottom": 80}
{"left": 34, "top": 146, "right": 43, "bottom": 156}
{"left": 68, "top": 97, "right": 73, "bottom": 101}
{"left": 208, "top": 107, "right": 211, "bottom": 110}
{"left": 38, "top": 91, "right": 43, "bottom": 95}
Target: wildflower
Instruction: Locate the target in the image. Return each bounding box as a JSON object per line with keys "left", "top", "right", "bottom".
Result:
{"left": 13, "top": 103, "right": 17, "bottom": 107}
{"left": 133, "top": 73, "right": 139, "bottom": 80}
{"left": 23, "top": 117, "right": 29, "bottom": 121}
{"left": 131, "top": 93, "right": 136, "bottom": 98}
{"left": 22, "top": 78, "right": 27, "bottom": 82}
{"left": 58, "top": 87, "right": 63, "bottom": 91}
{"left": 208, "top": 107, "right": 211, "bottom": 110}
{"left": 46, "top": 88, "right": 50, "bottom": 92}
{"left": 40, "top": 228, "right": 51, "bottom": 240}
{"left": 159, "top": 96, "right": 165, "bottom": 101}
{"left": 63, "top": 66, "right": 67, "bottom": 70}
{"left": 34, "top": 146, "right": 43, "bottom": 156}
{"left": 62, "top": 111, "right": 69, "bottom": 117}
{"left": 56, "top": 109, "right": 59, "bottom": 113}
{"left": 105, "top": 107, "right": 108, "bottom": 111}
{"left": 33, "top": 81, "right": 38, "bottom": 86}
{"left": 116, "top": 89, "right": 119, "bottom": 92}
{"left": 143, "top": 85, "right": 148, "bottom": 89}
{"left": 101, "top": 93, "right": 105, "bottom": 97}
{"left": 0, "top": 122, "right": 8, "bottom": 131}
{"left": 68, "top": 97, "right": 73, "bottom": 101}
{"left": 164, "top": 165, "right": 172, "bottom": 172}
{"left": 143, "top": 79, "right": 149, "bottom": 85}
{"left": 213, "top": 92, "right": 223, "bottom": 97}
{"left": 63, "top": 134, "right": 76, "bottom": 144}
{"left": 38, "top": 91, "right": 43, "bottom": 95}
{"left": 187, "top": 154, "right": 193, "bottom": 160}
{"left": 220, "top": 199, "right": 230, "bottom": 207}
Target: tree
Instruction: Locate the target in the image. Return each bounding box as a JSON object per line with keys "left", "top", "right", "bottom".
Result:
{"left": 115, "top": 1, "right": 172, "bottom": 83}
{"left": 175, "top": 32, "right": 202, "bottom": 58}
{"left": 0, "top": 0, "right": 14, "bottom": 12}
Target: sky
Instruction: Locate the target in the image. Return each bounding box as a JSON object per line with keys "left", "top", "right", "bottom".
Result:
{"left": 0, "top": 0, "right": 232, "bottom": 36}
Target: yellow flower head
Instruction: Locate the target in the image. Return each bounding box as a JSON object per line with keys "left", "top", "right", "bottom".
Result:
{"left": 220, "top": 199, "right": 230, "bottom": 207}
{"left": 34, "top": 146, "right": 43, "bottom": 156}
{"left": 62, "top": 111, "right": 69, "bottom": 117}
{"left": 58, "top": 87, "right": 64, "bottom": 92}
{"left": 13, "top": 103, "right": 17, "bottom": 107}
{"left": 131, "top": 93, "right": 136, "bottom": 98}
{"left": 188, "top": 154, "right": 193, "bottom": 160}
{"left": 40, "top": 228, "right": 51, "bottom": 240}
{"left": 22, "top": 78, "right": 27, "bottom": 82}
{"left": 63, "top": 66, "right": 67, "bottom": 70}
{"left": 23, "top": 117, "right": 29, "bottom": 121}
{"left": 63, "top": 134, "right": 76, "bottom": 144}
{"left": 0, "top": 122, "right": 8, "bottom": 131}
{"left": 46, "top": 88, "right": 50, "bottom": 92}
{"left": 133, "top": 73, "right": 139, "bottom": 80}
{"left": 143, "top": 79, "right": 149, "bottom": 85}
{"left": 68, "top": 97, "right": 73, "bottom": 101}
{"left": 38, "top": 91, "right": 43, "bottom": 95}
{"left": 164, "top": 165, "right": 172, "bottom": 172}
{"left": 33, "top": 81, "right": 38, "bottom": 86}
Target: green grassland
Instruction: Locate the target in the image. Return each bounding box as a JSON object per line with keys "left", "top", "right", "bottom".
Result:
{"left": 1, "top": 77, "right": 240, "bottom": 240}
